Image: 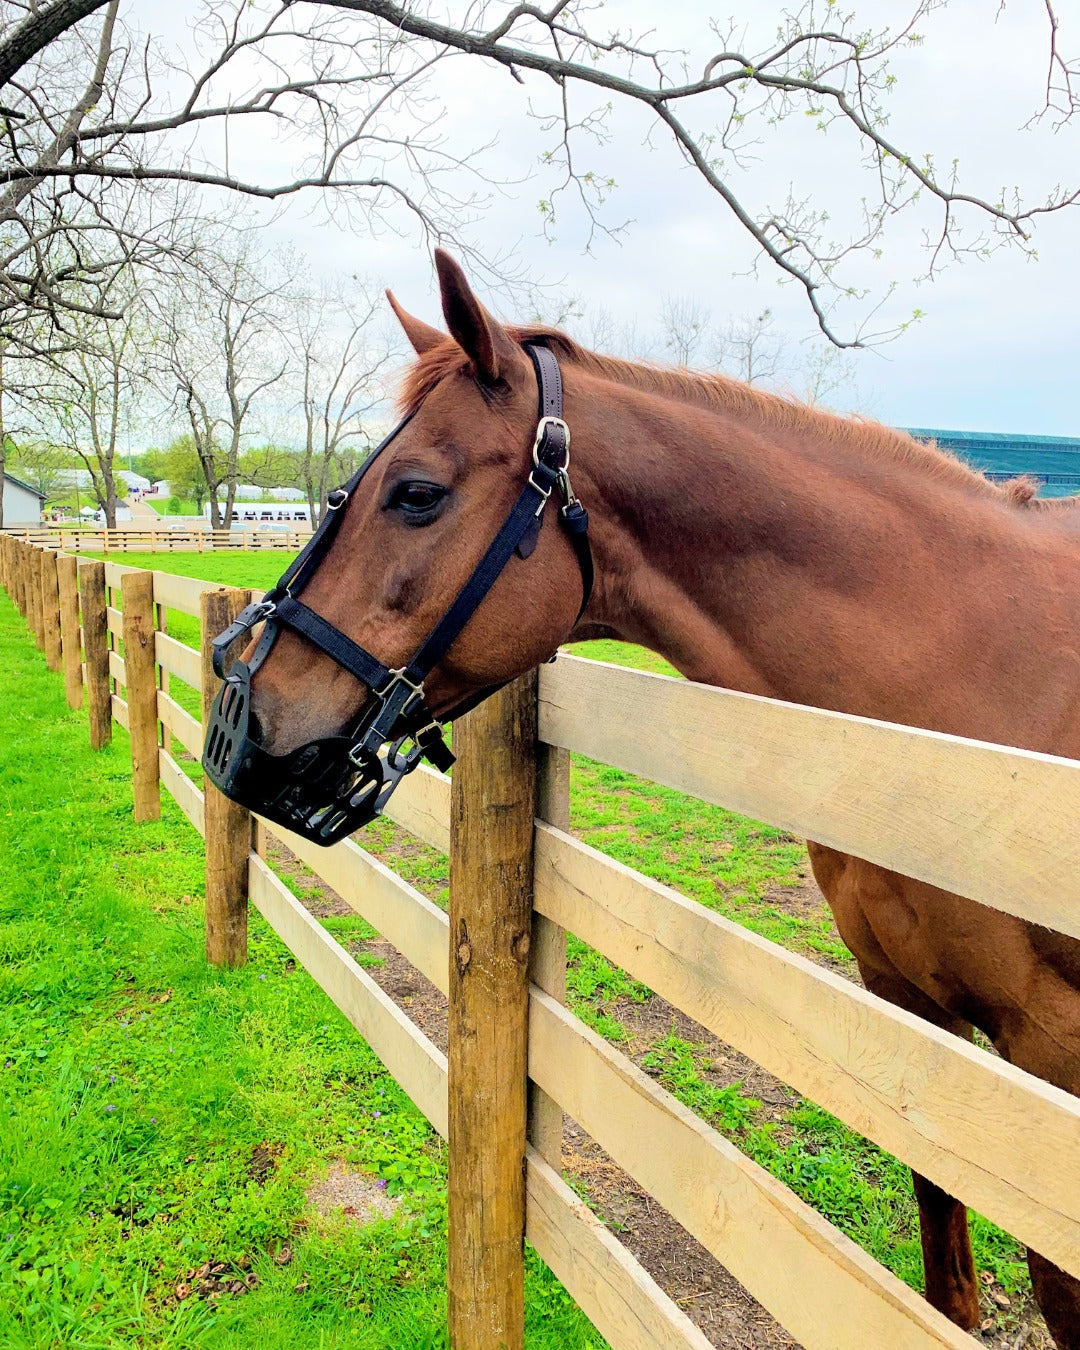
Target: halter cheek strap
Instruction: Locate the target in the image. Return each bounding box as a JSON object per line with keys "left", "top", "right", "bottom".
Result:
{"left": 203, "top": 342, "right": 593, "bottom": 844}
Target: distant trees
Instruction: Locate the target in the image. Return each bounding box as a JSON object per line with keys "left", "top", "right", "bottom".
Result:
{"left": 288, "top": 285, "right": 394, "bottom": 525}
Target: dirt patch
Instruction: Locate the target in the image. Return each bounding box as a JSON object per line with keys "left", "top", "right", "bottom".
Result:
{"left": 308, "top": 1162, "right": 402, "bottom": 1224}
{"left": 247, "top": 1139, "right": 284, "bottom": 1185}
{"left": 563, "top": 1120, "right": 800, "bottom": 1350}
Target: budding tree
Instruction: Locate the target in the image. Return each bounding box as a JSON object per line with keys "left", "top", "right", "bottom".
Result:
{"left": 156, "top": 238, "right": 289, "bottom": 528}
{"left": 0, "top": 2, "right": 1076, "bottom": 349}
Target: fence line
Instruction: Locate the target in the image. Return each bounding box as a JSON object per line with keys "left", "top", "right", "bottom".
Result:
{"left": 540, "top": 654, "right": 1080, "bottom": 940}
{"left": 2, "top": 531, "right": 1076, "bottom": 1350}
{"left": 1, "top": 524, "right": 312, "bottom": 553}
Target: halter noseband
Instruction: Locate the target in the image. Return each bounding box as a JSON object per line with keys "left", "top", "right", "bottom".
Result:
{"left": 202, "top": 342, "right": 593, "bottom": 846}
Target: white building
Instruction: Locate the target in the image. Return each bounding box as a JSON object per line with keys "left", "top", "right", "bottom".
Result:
{"left": 2, "top": 473, "right": 45, "bottom": 525}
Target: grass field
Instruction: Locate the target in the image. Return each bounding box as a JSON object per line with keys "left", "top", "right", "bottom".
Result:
{"left": 3, "top": 551, "right": 1037, "bottom": 1345}
{"left": 0, "top": 588, "right": 599, "bottom": 1349}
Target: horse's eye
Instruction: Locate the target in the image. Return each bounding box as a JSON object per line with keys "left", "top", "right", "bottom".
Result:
{"left": 388, "top": 481, "right": 447, "bottom": 520}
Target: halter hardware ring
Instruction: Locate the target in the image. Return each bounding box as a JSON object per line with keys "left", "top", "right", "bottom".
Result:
{"left": 533, "top": 416, "right": 570, "bottom": 469}
{"left": 327, "top": 488, "right": 349, "bottom": 511}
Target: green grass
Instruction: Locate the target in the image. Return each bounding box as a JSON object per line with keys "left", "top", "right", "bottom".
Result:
{"left": 0, "top": 591, "right": 602, "bottom": 1349}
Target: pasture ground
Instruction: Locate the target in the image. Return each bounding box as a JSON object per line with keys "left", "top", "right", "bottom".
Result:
{"left": 1, "top": 552, "right": 1048, "bottom": 1347}
{"left": 0, "top": 590, "right": 595, "bottom": 1349}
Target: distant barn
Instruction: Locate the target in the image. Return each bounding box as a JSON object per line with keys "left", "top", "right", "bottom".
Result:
{"left": 903, "top": 428, "right": 1080, "bottom": 498}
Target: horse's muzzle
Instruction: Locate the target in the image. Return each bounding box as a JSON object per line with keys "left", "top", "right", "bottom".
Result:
{"left": 202, "top": 659, "right": 402, "bottom": 845}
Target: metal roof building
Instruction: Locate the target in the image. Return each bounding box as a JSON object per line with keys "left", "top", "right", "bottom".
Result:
{"left": 902, "top": 428, "right": 1080, "bottom": 498}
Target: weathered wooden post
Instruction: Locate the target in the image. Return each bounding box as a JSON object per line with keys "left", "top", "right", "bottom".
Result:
{"left": 28, "top": 546, "right": 45, "bottom": 649}
{"left": 40, "top": 549, "right": 63, "bottom": 673}
{"left": 18, "top": 541, "right": 31, "bottom": 618}
{"left": 13, "top": 540, "right": 26, "bottom": 617}
{"left": 121, "top": 571, "right": 161, "bottom": 822}
{"left": 529, "top": 742, "right": 571, "bottom": 1166}
{"left": 4, "top": 537, "right": 13, "bottom": 596}
{"left": 448, "top": 671, "right": 538, "bottom": 1350}
{"left": 81, "top": 561, "right": 112, "bottom": 750}
{"left": 200, "top": 587, "right": 253, "bottom": 968}
{"left": 56, "top": 553, "right": 83, "bottom": 710}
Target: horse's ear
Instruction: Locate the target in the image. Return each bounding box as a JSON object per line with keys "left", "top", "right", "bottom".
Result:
{"left": 434, "top": 248, "right": 517, "bottom": 384}
{"left": 386, "top": 290, "right": 445, "bottom": 355}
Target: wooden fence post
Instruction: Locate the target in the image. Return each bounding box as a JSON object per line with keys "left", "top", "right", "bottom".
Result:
{"left": 121, "top": 570, "right": 161, "bottom": 822}
{"left": 200, "top": 587, "right": 253, "bottom": 968}
{"left": 13, "top": 541, "right": 26, "bottom": 617}
{"left": 57, "top": 554, "right": 83, "bottom": 710}
{"left": 529, "top": 742, "right": 571, "bottom": 1166}
{"left": 5, "top": 540, "right": 17, "bottom": 612}
{"left": 26, "top": 546, "right": 43, "bottom": 649}
{"left": 448, "top": 671, "right": 538, "bottom": 1350}
{"left": 19, "top": 541, "right": 31, "bottom": 619}
{"left": 82, "top": 561, "right": 112, "bottom": 750}
{"left": 40, "top": 549, "right": 63, "bottom": 673}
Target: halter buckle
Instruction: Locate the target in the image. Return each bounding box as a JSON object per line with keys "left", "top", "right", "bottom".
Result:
{"left": 327, "top": 488, "right": 349, "bottom": 511}
{"left": 533, "top": 416, "right": 571, "bottom": 469}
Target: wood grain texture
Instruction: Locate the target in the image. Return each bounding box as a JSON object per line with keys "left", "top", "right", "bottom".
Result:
{"left": 157, "top": 690, "right": 203, "bottom": 759}
{"left": 159, "top": 749, "right": 204, "bottom": 834}
{"left": 539, "top": 655, "right": 1080, "bottom": 939}
{"left": 121, "top": 571, "right": 161, "bottom": 822}
{"left": 525, "top": 1146, "right": 713, "bottom": 1350}
{"left": 27, "top": 546, "right": 43, "bottom": 649}
{"left": 56, "top": 553, "right": 83, "bottom": 710}
{"left": 154, "top": 630, "right": 201, "bottom": 688}
{"left": 384, "top": 763, "right": 451, "bottom": 853}
{"left": 529, "top": 742, "right": 570, "bottom": 1169}
{"left": 111, "top": 694, "right": 129, "bottom": 729}
{"left": 248, "top": 855, "right": 448, "bottom": 1137}
{"left": 447, "top": 673, "right": 538, "bottom": 1350}
{"left": 534, "top": 824, "right": 1080, "bottom": 1280}
{"left": 81, "top": 561, "right": 112, "bottom": 750}
{"left": 200, "top": 588, "right": 253, "bottom": 967}
{"left": 39, "top": 548, "right": 62, "bottom": 672}
{"left": 108, "top": 650, "right": 125, "bottom": 686}
{"left": 529, "top": 989, "right": 971, "bottom": 1350}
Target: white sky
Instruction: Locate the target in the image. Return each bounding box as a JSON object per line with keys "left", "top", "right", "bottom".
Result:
{"left": 167, "top": 0, "right": 1080, "bottom": 435}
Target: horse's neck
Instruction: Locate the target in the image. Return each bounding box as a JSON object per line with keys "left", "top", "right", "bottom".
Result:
{"left": 572, "top": 376, "right": 1072, "bottom": 742}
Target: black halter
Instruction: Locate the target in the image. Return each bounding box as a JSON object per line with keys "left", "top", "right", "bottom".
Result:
{"left": 202, "top": 343, "right": 593, "bottom": 846}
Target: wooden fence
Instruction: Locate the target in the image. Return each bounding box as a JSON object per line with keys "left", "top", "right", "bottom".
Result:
{"left": 0, "top": 524, "right": 312, "bottom": 553}
{"left": 2, "top": 531, "right": 1078, "bottom": 1350}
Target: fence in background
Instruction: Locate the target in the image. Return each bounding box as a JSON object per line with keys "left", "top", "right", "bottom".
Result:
{"left": 2, "top": 532, "right": 1078, "bottom": 1350}
{"left": 0, "top": 525, "right": 312, "bottom": 553}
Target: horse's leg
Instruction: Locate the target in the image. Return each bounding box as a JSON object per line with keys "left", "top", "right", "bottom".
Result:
{"left": 806, "top": 843, "right": 981, "bottom": 1330}
{"left": 992, "top": 984, "right": 1080, "bottom": 1350}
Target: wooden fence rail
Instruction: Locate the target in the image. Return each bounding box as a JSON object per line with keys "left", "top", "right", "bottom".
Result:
{"left": 2, "top": 538, "right": 1077, "bottom": 1350}
{"left": 1, "top": 524, "right": 312, "bottom": 553}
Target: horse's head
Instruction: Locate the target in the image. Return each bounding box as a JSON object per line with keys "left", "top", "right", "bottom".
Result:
{"left": 202, "top": 250, "right": 592, "bottom": 843}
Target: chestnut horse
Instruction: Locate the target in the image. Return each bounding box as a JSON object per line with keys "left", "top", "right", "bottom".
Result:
{"left": 247, "top": 252, "right": 1080, "bottom": 1346}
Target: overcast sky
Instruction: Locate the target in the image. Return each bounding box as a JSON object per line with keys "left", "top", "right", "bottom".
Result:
{"left": 181, "top": 0, "right": 1080, "bottom": 436}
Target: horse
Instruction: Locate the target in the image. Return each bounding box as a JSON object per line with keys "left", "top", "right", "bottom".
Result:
{"left": 235, "top": 251, "right": 1080, "bottom": 1346}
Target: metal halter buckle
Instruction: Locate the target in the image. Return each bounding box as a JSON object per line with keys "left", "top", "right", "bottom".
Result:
{"left": 326, "top": 488, "right": 349, "bottom": 511}
{"left": 532, "top": 416, "right": 571, "bottom": 468}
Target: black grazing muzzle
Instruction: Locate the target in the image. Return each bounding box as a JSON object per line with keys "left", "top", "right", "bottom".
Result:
{"left": 202, "top": 343, "right": 593, "bottom": 846}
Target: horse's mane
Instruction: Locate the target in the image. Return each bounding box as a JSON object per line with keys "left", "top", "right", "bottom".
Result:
{"left": 399, "top": 326, "right": 1063, "bottom": 510}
